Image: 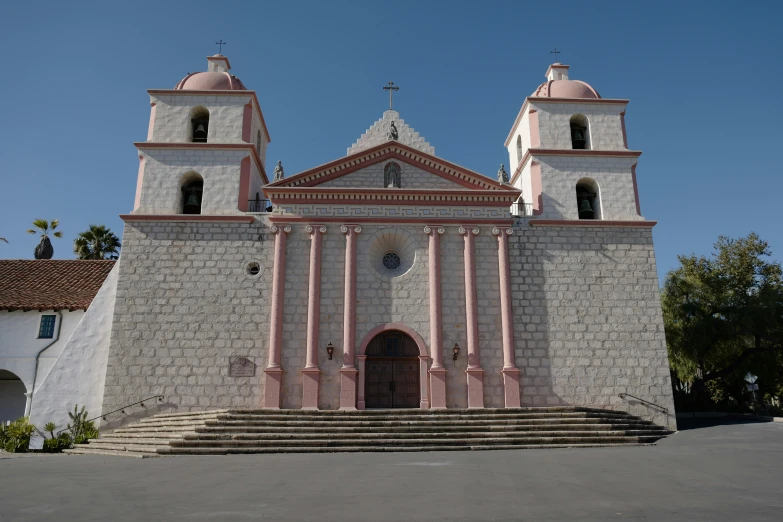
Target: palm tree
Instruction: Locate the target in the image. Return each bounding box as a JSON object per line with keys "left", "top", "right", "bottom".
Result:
{"left": 73, "top": 225, "right": 121, "bottom": 260}
{"left": 27, "top": 219, "right": 62, "bottom": 259}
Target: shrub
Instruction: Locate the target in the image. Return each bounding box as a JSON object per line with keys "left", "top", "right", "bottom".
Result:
{"left": 42, "top": 432, "right": 72, "bottom": 453}
{"left": 2, "top": 417, "right": 36, "bottom": 453}
{"left": 66, "top": 405, "right": 99, "bottom": 444}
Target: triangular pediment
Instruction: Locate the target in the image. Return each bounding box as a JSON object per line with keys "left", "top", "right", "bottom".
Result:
{"left": 267, "top": 142, "right": 516, "bottom": 192}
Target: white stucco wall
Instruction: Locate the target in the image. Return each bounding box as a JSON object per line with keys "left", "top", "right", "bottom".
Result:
{"left": 0, "top": 309, "right": 84, "bottom": 396}
{"left": 29, "top": 264, "right": 119, "bottom": 431}
{"left": 507, "top": 109, "right": 530, "bottom": 169}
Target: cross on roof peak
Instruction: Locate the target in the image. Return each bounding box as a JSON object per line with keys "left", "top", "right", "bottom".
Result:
{"left": 383, "top": 81, "right": 400, "bottom": 110}
{"left": 215, "top": 40, "right": 227, "bottom": 54}
{"left": 550, "top": 48, "right": 561, "bottom": 63}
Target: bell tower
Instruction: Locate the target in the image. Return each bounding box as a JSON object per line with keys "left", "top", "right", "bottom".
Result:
{"left": 505, "top": 63, "right": 643, "bottom": 221}
{"left": 131, "top": 54, "right": 271, "bottom": 216}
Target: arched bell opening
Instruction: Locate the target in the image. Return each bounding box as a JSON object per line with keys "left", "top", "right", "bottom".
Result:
{"left": 188, "top": 106, "right": 210, "bottom": 143}
{"left": 576, "top": 178, "right": 601, "bottom": 220}
{"left": 180, "top": 171, "right": 204, "bottom": 215}
{"left": 570, "top": 114, "right": 590, "bottom": 150}
{"left": 0, "top": 369, "right": 27, "bottom": 423}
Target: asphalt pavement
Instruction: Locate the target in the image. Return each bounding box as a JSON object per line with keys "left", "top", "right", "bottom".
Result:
{"left": 1, "top": 418, "right": 781, "bottom": 521}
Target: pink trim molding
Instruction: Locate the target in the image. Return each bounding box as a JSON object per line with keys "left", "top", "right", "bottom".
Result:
{"left": 237, "top": 156, "right": 251, "bottom": 212}
{"left": 494, "top": 227, "right": 521, "bottom": 408}
{"left": 339, "top": 225, "right": 361, "bottom": 410}
{"left": 242, "top": 102, "right": 252, "bottom": 143}
{"left": 460, "top": 226, "right": 484, "bottom": 408}
{"left": 264, "top": 225, "right": 290, "bottom": 408}
{"left": 425, "top": 226, "right": 447, "bottom": 408}
{"left": 269, "top": 216, "right": 515, "bottom": 226}
{"left": 528, "top": 109, "right": 540, "bottom": 148}
{"left": 302, "top": 225, "right": 326, "bottom": 409}
{"left": 133, "top": 156, "right": 145, "bottom": 211}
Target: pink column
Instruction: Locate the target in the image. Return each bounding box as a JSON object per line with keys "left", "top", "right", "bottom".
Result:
{"left": 425, "top": 226, "right": 447, "bottom": 408}
{"left": 459, "top": 226, "right": 484, "bottom": 408}
{"left": 263, "top": 224, "right": 290, "bottom": 409}
{"left": 302, "top": 225, "right": 326, "bottom": 410}
{"left": 494, "top": 227, "right": 521, "bottom": 408}
{"left": 339, "top": 225, "right": 361, "bottom": 410}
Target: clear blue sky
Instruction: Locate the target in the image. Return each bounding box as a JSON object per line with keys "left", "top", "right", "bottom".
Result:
{"left": 1, "top": 1, "right": 781, "bottom": 282}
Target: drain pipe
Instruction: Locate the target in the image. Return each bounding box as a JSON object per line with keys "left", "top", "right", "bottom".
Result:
{"left": 24, "top": 310, "right": 63, "bottom": 417}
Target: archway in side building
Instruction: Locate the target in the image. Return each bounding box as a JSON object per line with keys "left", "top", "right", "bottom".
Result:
{"left": 0, "top": 370, "right": 27, "bottom": 423}
{"left": 357, "top": 323, "right": 429, "bottom": 410}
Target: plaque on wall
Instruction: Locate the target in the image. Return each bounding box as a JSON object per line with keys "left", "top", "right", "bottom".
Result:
{"left": 229, "top": 356, "right": 256, "bottom": 377}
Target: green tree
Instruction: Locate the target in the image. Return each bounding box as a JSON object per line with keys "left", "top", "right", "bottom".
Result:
{"left": 73, "top": 224, "right": 121, "bottom": 260}
{"left": 26, "top": 219, "right": 62, "bottom": 259}
{"left": 662, "top": 233, "right": 783, "bottom": 408}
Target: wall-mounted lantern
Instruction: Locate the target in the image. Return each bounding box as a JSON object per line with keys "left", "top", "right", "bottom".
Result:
{"left": 326, "top": 342, "right": 335, "bottom": 360}
{"left": 452, "top": 343, "right": 460, "bottom": 361}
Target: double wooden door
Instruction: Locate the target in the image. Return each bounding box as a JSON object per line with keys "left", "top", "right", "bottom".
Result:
{"left": 364, "top": 331, "right": 420, "bottom": 408}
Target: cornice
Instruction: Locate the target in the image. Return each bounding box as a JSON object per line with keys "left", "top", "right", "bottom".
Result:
{"left": 269, "top": 216, "right": 516, "bottom": 226}
{"left": 120, "top": 214, "right": 256, "bottom": 224}
{"left": 509, "top": 148, "right": 642, "bottom": 186}
{"left": 264, "top": 187, "right": 520, "bottom": 207}
{"left": 529, "top": 219, "right": 656, "bottom": 228}
{"left": 147, "top": 89, "right": 271, "bottom": 143}
{"left": 134, "top": 142, "right": 268, "bottom": 184}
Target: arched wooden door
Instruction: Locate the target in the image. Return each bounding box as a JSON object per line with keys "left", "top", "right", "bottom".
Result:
{"left": 364, "top": 331, "right": 420, "bottom": 408}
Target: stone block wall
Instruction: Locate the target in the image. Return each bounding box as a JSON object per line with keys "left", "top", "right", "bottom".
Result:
{"left": 149, "top": 94, "right": 252, "bottom": 144}
{"left": 532, "top": 101, "right": 627, "bottom": 151}
{"left": 508, "top": 223, "right": 675, "bottom": 429}
{"left": 101, "top": 218, "right": 273, "bottom": 418}
{"left": 538, "top": 155, "right": 641, "bottom": 221}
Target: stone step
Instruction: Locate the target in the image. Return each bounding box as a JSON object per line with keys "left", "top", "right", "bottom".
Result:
{"left": 190, "top": 423, "right": 666, "bottom": 434}
{"left": 219, "top": 406, "right": 618, "bottom": 415}
{"left": 73, "top": 442, "right": 163, "bottom": 453}
{"left": 213, "top": 412, "right": 638, "bottom": 422}
{"left": 170, "top": 435, "right": 663, "bottom": 448}
{"left": 184, "top": 419, "right": 650, "bottom": 431}
{"left": 145, "top": 409, "right": 229, "bottom": 420}
{"left": 179, "top": 430, "right": 669, "bottom": 441}
{"left": 159, "top": 443, "right": 651, "bottom": 455}
{"left": 63, "top": 448, "right": 157, "bottom": 458}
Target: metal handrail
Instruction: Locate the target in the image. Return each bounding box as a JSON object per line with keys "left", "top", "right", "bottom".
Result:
{"left": 56, "top": 395, "right": 164, "bottom": 436}
{"left": 618, "top": 393, "right": 668, "bottom": 414}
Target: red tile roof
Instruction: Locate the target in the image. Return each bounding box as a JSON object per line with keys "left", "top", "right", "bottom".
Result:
{"left": 0, "top": 260, "right": 115, "bottom": 311}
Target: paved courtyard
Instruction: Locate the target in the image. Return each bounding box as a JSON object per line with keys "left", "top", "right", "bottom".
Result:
{"left": 1, "top": 419, "right": 781, "bottom": 521}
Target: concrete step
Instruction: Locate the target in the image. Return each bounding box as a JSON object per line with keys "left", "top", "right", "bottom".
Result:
{"left": 190, "top": 423, "right": 667, "bottom": 435}
{"left": 73, "top": 442, "right": 162, "bottom": 453}
{"left": 159, "top": 443, "right": 651, "bottom": 455}
{"left": 188, "top": 419, "right": 653, "bottom": 429}
{"left": 170, "top": 435, "right": 664, "bottom": 448}
{"left": 63, "top": 448, "right": 157, "bottom": 458}
{"left": 220, "top": 406, "right": 619, "bottom": 415}
{"left": 212, "top": 412, "right": 639, "bottom": 422}
{"left": 180, "top": 430, "right": 670, "bottom": 441}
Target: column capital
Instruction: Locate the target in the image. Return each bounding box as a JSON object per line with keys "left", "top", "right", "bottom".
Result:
{"left": 459, "top": 226, "right": 480, "bottom": 236}
{"left": 492, "top": 227, "right": 513, "bottom": 236}
{"left": 341, "top": 225, "right": 362, "bottom": 235}
{"left": 305, "top": 224, "right": 327, "bottom": 235}
{"left": 423, "top": 226, "right": 446, "bottom": 235}
{"left": 270, "top": 224, "right": 291, "bottom": 234}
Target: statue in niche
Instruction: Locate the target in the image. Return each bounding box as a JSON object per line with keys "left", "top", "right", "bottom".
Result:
{"left": 497, "top": 163, "right": 509, "bottom": 184}
{"left": 384, "top": 162, "right": 401, "bottom": 188}
{"left": 387, "top": 121, "right": 399, "bottom": 141}
{"left": 273, "top": 160, "right": 284, "bottom": 181}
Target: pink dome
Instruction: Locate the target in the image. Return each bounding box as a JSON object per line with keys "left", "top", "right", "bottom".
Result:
{"left": 175, "top": 71, "right": 247, "bottom": 91}
{"left": 532, "top": 79, "right": 600, "bottom": 99}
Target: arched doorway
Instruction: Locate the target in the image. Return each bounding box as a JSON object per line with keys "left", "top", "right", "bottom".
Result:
{"left": 364, "top": 331, "right": 420, "bottom": 408}
{"left": 0, "top": 370, "right": 27, "bottom": 423}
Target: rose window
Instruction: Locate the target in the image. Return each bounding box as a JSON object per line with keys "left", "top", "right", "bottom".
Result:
{"left": 382, "top": 251, "right": 402, "bottom": 270}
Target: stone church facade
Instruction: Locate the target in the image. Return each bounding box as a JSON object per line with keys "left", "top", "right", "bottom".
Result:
{"left": 95, "top": 55, "right": 675, "bottom": 429}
